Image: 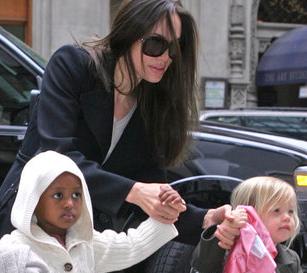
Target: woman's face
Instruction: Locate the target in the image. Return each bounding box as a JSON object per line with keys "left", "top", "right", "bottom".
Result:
{"left": 131, "top": 12, "right": 182, "bottom": 83}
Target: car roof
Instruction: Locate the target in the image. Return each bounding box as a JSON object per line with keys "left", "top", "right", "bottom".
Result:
{"left": 200, "top": 108, "right": 307, "bottom": 119}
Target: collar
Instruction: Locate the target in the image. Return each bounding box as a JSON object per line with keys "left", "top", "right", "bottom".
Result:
{"left": 275, "top": 243, "right": 298, "bottom": 268}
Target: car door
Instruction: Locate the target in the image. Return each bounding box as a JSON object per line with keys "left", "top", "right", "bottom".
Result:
{"left": 0, "top": 32, "right": 44, "bottom": 184}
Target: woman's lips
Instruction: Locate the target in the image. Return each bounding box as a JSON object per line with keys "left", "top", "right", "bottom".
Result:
{"left": 150, "top": 65, "right": 165, "bottom": 73}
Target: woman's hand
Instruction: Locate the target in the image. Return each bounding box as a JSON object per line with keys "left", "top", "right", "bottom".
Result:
{"left": 215, "top": 207, "right": 247, "bottom": 249}
{"left": 202, "top": 204, "right": 233, "bottom": 229}
{"left": 126, "top": 182, "right": 185, "bottom": 224}
{"left": 159, "top": 185, "right": 186, "bottom": 213}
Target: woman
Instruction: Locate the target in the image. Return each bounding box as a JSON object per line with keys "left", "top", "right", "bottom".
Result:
{"left": 0, "top": 2, "right": 235, "bottom": 270}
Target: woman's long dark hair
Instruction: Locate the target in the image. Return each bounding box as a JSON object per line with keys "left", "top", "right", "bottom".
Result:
{"left": 83, "top": 0, "right": 199, "bottom": 166}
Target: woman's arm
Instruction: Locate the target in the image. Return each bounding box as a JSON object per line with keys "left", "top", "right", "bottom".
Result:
{"left": 36, "top": 46, "right": 238, "bottom": 243}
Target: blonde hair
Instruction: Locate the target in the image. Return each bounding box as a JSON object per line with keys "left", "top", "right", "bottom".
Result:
{"left": 231, "top": 176, "right": 300, "bottom": 246}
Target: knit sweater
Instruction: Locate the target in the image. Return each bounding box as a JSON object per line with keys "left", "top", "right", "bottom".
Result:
{"left": 0, "top": 151, "right": 178, "bottom": 273}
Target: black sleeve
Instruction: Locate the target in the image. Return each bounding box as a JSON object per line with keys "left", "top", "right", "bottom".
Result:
{"left": 37, "top": 45, "right": 135, "bottom": 215}
{"left": 175, "top": 204, "right": 206, "bottom": 245}
{"left": 191, "top": 225, "right": 225, "bottom": 273}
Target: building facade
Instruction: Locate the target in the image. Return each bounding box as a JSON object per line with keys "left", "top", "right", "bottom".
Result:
{"left": 1, "top": 0, "right": 306, "bottom": 109}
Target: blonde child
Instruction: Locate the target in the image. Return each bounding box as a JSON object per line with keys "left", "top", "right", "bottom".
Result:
{"left": 0, "top": 151, "right": 184, "bottom": 273}
{"left": 192, "top": 176, "right": 302, "bottom": 273}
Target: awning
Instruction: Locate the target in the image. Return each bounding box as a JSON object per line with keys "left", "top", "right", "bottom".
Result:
{"left": 256, "top": 26, "right": 307, "bottom": 86}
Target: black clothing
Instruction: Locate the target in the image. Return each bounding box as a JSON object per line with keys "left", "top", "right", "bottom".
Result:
{"left": 0, "top": 45, "right": 204, "bottom": 245}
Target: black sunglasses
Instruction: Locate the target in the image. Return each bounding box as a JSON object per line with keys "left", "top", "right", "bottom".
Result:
{"left": 141, "top": 35, "right": 179, "bottom": 59}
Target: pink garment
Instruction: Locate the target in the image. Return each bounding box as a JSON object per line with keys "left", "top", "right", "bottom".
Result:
{"left": 223, "top": 205, "right": 277, "bottom": 273}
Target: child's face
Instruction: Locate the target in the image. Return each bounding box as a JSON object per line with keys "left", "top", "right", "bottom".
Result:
{"left": 35, "top": 172, "right": 83, "bottom": 235}
{"left": 260, "top": 200, "right": 296, "bottom": 244}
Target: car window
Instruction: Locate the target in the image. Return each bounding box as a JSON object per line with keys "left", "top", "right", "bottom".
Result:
{"left": 191, "top": 137, "right": 300, "bottom": 182}
{"left": 0, "top": 27, "right": 46, "bottom": 69}
{"left": 205, "top": 114, "right": 307, "bottom": 141}
{"left": 244, "top": 116, "right": 307, "bottom": 141}
{"left": 0, "top": 47, "right": 36, "bottom": 126}
{"left": 206, "top": 116, "right": 242, "bottom": 126}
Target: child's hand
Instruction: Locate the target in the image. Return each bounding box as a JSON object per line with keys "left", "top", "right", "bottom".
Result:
{"left": 215, "top": 207, "right": 247, "bottom": 250}
{"left": 203, "top": 204, "right": 232, "bottom": 229}
{"left": 159, "top": 185, "right": 186, "bottom": 213}
{"left": 230, "top": 207, "right": 248, "bottom": 226}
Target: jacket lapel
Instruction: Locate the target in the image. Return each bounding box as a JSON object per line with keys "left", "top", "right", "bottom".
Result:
{"left": 79, "top": 87, "right": 114, "bottom": 160}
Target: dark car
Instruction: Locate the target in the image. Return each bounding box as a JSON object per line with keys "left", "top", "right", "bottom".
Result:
{"left": 0, "top": 27, "right": 45, "bottom": 183}
{"left": 2, "top": 26, "right": 307, "bottom": 272}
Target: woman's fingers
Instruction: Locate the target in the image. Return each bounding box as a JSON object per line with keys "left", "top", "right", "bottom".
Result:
{"left": 160, "top": 192, "right": 178, "bottom": 204}
{"left": 214, "top": 223, "right": 238, "bottom": 249}
{"left": 231, "top": 207, "right": 248, "bottom": 226}
{"left": 159, "top": 185, "right": 186, "bottom": 212}
{"left": 160, "top": 193, "right": 186, "bottom": 211}
{"left": 138, "top": 186, "right": 179, "bottom": 218}
{"left": 203, "top": 204, "right": 232, "bottom": 228}
{"left": 127, "top": 182, "right": 185, "bottom": 222}
{"left": 215, "top": 208, "right": 248, "bottom": 250}
{"left": 217, "top": 240, "right": 233, "bottom": 250}
{"left": 157, "top": 203, "right": 180, "bottom": 219}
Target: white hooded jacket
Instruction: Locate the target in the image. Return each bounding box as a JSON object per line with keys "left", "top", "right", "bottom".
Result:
{"left": 0, "top": 151, "right": 178, "bottom": 273}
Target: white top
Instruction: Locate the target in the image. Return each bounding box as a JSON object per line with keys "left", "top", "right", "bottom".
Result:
{"left": 103, "top": 102, "right": 137, "bottom": 165}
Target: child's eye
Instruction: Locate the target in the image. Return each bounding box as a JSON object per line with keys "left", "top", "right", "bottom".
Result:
{"left": 53, "top": 192, "right": 63, "bottom": 199}
{"left": 289, "top": 209, "right": 294, "bottom": 215}
{"left": 72, "top": 192, "right": 82, "bottom": 199}
{"left": 273, "top": 208, "right": 280, "bottom": 213}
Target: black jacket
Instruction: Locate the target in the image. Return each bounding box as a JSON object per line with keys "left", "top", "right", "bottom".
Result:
{"left": 0, "top": 45, "right": 204, "bottom": 244}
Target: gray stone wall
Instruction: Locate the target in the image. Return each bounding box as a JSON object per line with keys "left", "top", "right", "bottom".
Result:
{"left": 32, "top": 0, "right": 110, "bottom": 60}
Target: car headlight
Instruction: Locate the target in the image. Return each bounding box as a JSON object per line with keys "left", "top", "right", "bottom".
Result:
{"left": 294, "top": 166, "right": 307, "bottom": 200}
{"left": 296, "top": 174, "right": 307, "bottom": 187}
